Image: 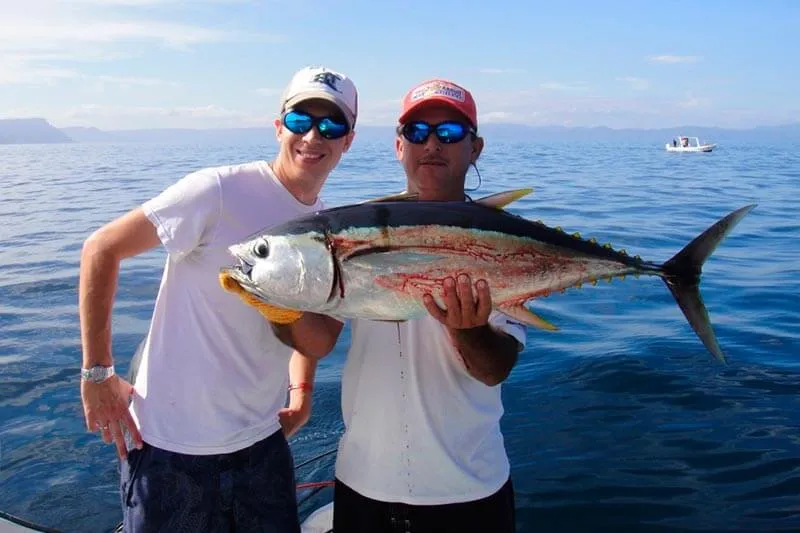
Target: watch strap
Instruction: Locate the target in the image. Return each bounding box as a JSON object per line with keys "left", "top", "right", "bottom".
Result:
{"left": 80, "top": 364, "right": 115, "bottom": 383}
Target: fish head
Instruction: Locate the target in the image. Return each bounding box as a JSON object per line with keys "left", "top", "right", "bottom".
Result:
{"left": 225, "top": 230, "right": 336, "bottom": 312}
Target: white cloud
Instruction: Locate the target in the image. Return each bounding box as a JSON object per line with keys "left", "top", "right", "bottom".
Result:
{"left": 647, "top": 55, "right": 703, "bottom": 64}
{"left": 0, "top": 1, "right": 281, "bottom": 88}
{"left": 12, "top": 0, "right": 254, "bottom": 6}
{"left": 93, "top": 75, "right": 178, "bottom": 87}
{"left": 478, "top": 68, "right": 526, "bottom": 74}
{"left": 255, "top": 88, "right": 281, "bottom": 97}
{"left": 479, "top": 111, "right": 516, "bottom": 123}
{"left": 0, "top": 57, "right": 78, "bottom": 84}
{"left": 539, "top": 81, "right": 590, "bottom": 91}
{"left": 0, "top": 19, "right": 279, "bottom": 52}
{"left": 616, "top": 76, "right": 650, "bottom": 91}
{"left": 54, "top": 102, "right": 275, "bottom": 129}
{"left": 355, "top": 98, "right": 403, "bottom": 126}
{"left": 34, "top": 89, "right": 785, "bottom": 130}
{"left": 677, "top": 94, "right": 710, "bottom": 109}
{"left": 65, "top": 103, "right": 247, "bottom": 120}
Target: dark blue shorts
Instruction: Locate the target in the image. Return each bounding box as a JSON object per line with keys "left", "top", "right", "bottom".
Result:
{"left": 120, "top": 429, "right": 300, "bottom": 533}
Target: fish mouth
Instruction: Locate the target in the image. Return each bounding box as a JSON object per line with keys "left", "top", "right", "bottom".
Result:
{"left": 219, "top": 263, "right": 270, "bottom": 304}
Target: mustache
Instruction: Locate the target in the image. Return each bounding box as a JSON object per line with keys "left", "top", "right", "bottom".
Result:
{"left": 418, "top": 155, "right": 447, "bottom": 165}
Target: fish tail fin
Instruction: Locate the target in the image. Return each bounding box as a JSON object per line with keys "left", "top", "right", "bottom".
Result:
{"left": 660, "top": 204, "right": 756, "bottom": 363}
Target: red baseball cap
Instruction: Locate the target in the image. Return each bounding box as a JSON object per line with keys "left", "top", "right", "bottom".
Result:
{"left": 398, "top": 79, "right": 478, "bottom": 129}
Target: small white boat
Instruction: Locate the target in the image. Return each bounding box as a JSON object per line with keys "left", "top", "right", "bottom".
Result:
{"left": 666, "top": 136, "right": 716, "bottom": 152}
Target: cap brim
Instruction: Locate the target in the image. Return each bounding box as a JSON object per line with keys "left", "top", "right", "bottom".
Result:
{"left": 283, "top": 91, "right": 356, "bottom": 128}
{"left": 398, "top": 98, "right": 475, "bottom": 128}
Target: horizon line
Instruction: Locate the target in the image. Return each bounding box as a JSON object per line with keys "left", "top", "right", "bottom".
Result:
{"left": 50, "top": 121, "right": 800, "bottom": 133}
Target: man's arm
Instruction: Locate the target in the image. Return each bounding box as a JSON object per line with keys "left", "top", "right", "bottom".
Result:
{"left": 271, "top": 314, "right": 344, "bottom": 358}
{"left": 79, "top": 207, "right": 157, "bottom": 458}
{"left": 279, "top": 350, "right": 320, "bottom": 438}
{"left": 448, "top": 325, "right": 520, "bottom": 387}
{"left": 423, "top": 274, "right": 521, "bottom": 387}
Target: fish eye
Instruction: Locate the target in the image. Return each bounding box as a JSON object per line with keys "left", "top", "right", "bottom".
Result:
{"left": 252, "top": 239, "right": 269, "bottom": 258}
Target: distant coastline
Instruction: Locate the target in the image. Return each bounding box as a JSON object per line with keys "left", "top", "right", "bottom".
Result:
{"left": 2, "top": 117, "right": 799, "bottom": 145}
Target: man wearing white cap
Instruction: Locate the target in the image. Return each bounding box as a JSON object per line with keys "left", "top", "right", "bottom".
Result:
{"left": 78, "top": 65, "right": 357, "bottom": 532}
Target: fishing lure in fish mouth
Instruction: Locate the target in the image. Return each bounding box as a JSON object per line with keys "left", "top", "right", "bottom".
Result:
{"left": 220, "top": 187, "right": 755, "bottom": 363}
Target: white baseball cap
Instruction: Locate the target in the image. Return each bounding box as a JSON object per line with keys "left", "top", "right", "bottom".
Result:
{"left": 279, "top": 66, "right": 358, "bottom": 128}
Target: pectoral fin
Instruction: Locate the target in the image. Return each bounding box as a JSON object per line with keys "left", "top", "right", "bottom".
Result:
{"left": 344, "top": 248, "right": 445, "bottom": 267}
{"left": 498, "top": 303, "right": 558, "bottom": 331}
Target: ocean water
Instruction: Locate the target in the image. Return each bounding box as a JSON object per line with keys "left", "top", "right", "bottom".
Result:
{"left": 0, "top": 138, "right": 798, "bottom": 533}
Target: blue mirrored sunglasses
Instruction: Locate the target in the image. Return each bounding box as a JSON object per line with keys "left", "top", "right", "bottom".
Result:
{"left": 399, "top": 120, "right": 476, "bottom": 145}
{"left": 282, "top": 110, "right": 350, "bottom": 140}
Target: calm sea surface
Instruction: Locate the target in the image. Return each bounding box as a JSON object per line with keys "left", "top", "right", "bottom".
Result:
{"left": 1, "top": 138, "right": 798, "bottom": 532}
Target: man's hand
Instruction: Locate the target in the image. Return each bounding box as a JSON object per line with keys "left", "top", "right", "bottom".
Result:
{"left": 422, "top": 274, "right": 518, "bottom": 386}
{"left": 422, "top": 274, "right": 492, "bottom": 330}
{"left": 279, "top": 387, "right": 312, "bottom": 439}
{"left": 80, "top": 375, "right": 143, "bottom": 460}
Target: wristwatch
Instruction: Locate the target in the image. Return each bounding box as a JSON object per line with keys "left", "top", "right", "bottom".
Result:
{"left": 81, "top": 364, "right": 115, "bottom": 384}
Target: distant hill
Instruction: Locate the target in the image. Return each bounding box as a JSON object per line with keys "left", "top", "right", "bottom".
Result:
{"left": 60, "top": 126, "right": 279, "bottom": 145}
{"left": 0, "top": 118, "right": 73, "bottom": 144}
{"left": 474, "top": 123, "right": 800, "bottom": 143}
{"left": 60, "top": 122, "right": 800, "bottom": 145}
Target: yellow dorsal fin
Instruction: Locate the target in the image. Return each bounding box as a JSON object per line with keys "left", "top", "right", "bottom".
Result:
{"left": 498, "top": 303, "right": 558, "bottom": 331}
{"left": 475, "top": 188, "right": 534, "bottom": 209}
{"left": 362, "top": 191, "right": 419, "bottom": 203}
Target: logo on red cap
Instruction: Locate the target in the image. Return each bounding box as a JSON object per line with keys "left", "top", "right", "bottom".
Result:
{"left": 410, "top": 81, "right": 466, "bottom": 103}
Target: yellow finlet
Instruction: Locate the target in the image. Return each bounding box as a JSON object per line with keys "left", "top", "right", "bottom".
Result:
{"left": 474, "top": 188, "right": 534, "bottom": 209}
{"left": 499, "top": 304, "right": 559, "bottom": 331}
{"left": 218, "top": 271, "right": 303, "bottom": 324}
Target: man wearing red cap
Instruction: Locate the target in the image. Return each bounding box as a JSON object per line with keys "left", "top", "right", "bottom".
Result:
{"left": 287, "top": 79, "right": 526, "bottom": 532}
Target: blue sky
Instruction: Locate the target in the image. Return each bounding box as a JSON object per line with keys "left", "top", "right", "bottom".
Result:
{"left": 1, "top": 0, "right": 797, "bottom": 130}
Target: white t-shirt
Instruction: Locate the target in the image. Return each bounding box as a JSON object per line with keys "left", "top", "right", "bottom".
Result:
{"left": 335, "top": 313, "right": 527, "bottom": 505}
{"left": 131, "top": 160, "right": 324, "bottom": 455}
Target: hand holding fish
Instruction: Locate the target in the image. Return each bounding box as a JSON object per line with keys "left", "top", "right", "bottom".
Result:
{"left": 423, "top": 274, "right": 492, "bottom": 330}
{"left": 81, "top": 375, "right": 143, "bottom": 460}
{"left": 423, "top": 274, "right": 519, "bottom": 386}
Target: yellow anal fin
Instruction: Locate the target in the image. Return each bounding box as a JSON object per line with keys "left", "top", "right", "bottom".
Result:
{"left": 218, "top": 271, "right": 303, "bottom": 324}
{"left": 475, "top": 188, "right": 534, "bottom": 210}
{"left": 498, "top": 304, "right": 558, "bottom": 331}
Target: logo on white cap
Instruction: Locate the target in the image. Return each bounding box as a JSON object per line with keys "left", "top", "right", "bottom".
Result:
{"left": 312, "top": 71, "right": 343, "bottom": 93}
